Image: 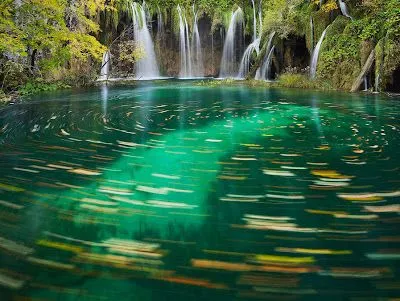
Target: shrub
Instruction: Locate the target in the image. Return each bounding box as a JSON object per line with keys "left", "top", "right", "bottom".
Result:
{"left": 277, "top": 73, "right": 332, "bottom": 90}
{"left": 19, "top": 80, "right": 70, "bottom": 96}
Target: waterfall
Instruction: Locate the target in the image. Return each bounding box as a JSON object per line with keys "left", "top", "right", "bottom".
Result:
{"left": 338, "top": 0, "right": 353, "bottom": 20}
{"left": 251, "top": 0, "right": 257, "bottom": 41}
{"left": 363, "top": 76, "right": 368, "bottom": 91}
{"left": 176, "top": 5, "right": 204, "bottom": 78}
{"left": 310, "top": 16, "right": 314, "bottom": 53}
{"left": 99, "top": 51, "right": 111, "bottom": 81}
{"left": 130, "top": 2, "right": 160, "bottom": 79}
{"left": 264, "top": 46, "right": 275, "bottom": 80}
{"left": 258, "top": 0, "right": 263, "bottom": 38}
{"left": 237, "top": 0, "right": 263, "bottom": 79}
{"left": 184, "top": 10, "right": 192, "bottom": 77}
{"left": 310, "top": 27, "right": 328, "bottom": 79}
{"left": 237, "top": 38, "right": 260, "bottom": 78}
{"left": 219, "top": 7, "right": 244, "bottom": 78}
{"left": 192, "top": 7, "right": 204, "bottom": 77}
{"left": 255, "top": 31, "right": 276, "bottom": 80}
{"left": 177, "top": 6, "right": 188, "bottom": 78}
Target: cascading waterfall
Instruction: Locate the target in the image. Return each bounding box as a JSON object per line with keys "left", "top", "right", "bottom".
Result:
{"left": 251, "top": 0, "right": 257, "bottom": 41}
{"left": 191, "top": 7, "right": 205, "bottom": 77}
{"left": 237, "top": 0, "right": 262, "bottom": 79}
{"left": 130, "top": 2, "right": 160, "bottom": 79}
{"left": 184, "top": 11, "right": 192, "bottom": 77}
{"left": 237, "top": 38, "right": 260, "bottom": 78}
{"left": 264, "top": 46, "right": 275, "bottom": 80}
{"left": 255, "top": 31, "right": 276, "bottom": 80}
{"left": 177, "top": 5, "right": 192, "bottom": 78}
{"left": 219, "top": 7, "right": 244, "bottom": 78}
{"left": 142, "top": 1, "right": 151, "bottom": 26}
{"left": 338, "top": 0, "right": 353, "bottom": 20}
{"left": 310, "top": 27, "right": 328, "bottom": 79}
{"left": 99, "top": 51, "right": 111, "bottom": 81}
{"left": 258, "top": 0, "right": 263, "bottom": 38}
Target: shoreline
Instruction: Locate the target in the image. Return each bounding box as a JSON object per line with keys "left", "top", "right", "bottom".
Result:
{"left": 2, "top": 78, "right": 399, "bottom": 108}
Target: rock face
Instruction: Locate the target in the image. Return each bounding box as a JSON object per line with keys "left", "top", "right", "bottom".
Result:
{"left": 387, "top": 67, "right": 400, "bottom": 92}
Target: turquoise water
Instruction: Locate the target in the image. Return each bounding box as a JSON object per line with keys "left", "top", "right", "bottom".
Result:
{"left": 0, "top": 81, "right": 399, "bottom": 300}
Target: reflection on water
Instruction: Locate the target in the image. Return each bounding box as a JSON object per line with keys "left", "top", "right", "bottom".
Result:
{"left": 101, "top": 84, "right": 108, "bottom": 117}
{"left": 0, "top": 81, "right": 399, "bottom": 300}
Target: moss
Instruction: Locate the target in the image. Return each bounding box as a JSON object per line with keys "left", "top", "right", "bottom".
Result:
{"left": 277, "top": 73, "right": 332, "bottom": 90}
{"left": 311, "top": 10, "right": 331, "bottom": 42}
{"left": 326, "top": 16, "right": 350, "bottom": 36}
{"left": 317, "top": 16, "right": 363, "bottom": 90}
{"left": 332, "top": 60, "right": 361, "bottom": 90}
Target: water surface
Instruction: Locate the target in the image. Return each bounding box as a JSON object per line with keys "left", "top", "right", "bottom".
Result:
{"left": 0, "top": 81, "right": 399, "bottom": 300}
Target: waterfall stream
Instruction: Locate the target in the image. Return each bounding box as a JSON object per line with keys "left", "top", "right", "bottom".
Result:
{"left": 177, "top": 6, "right": 204, "bottom": 78}
{"left": 192, "top": 7, "right": 205, "bottom": 77}
{"left": 237, "top": 39, "right": 260, "bottom": 79}
{"left": 236, "top": 0, "right": 262, "bottom": 79}
{"left": 251, "top": 0, "right": 257, "bottom": 41}
{"left": 255, "top": 31, "right": 276, "bottom": 80}
{"left": 339, "top": 0, "right": 353, "bottom": 20}
{"left": 99, "top": 51, "right": 111, "bottom": 81}
{"left": 310, "top": 27, "right": 328, "bottom": 79}
{"left": 131, "top": 2, "right": 160, "bottom": 79}
{"left": 219, "top": 8, "right": 244, "bottom": 78}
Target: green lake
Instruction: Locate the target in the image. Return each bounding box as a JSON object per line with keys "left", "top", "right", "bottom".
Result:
{"left": 0, "top": 81, "right": 399, "bottom": 300}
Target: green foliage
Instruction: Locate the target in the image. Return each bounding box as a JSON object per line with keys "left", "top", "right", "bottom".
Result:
{"left": 0, "top": 0, "right": 107, "bottom": 93}
{"left": 19, "top": 80, "right": 70, "bottom": 96}
{"left": 355, "top": 0, "right": 400, "bottom": 40}
{"left": 315, "top": 0, "right": 400, "bottom": 90}
{"left": 0, "top": 89, "right": 12, "bottom": 103}
{"left": 118, "top": 41, "right": 145, "bottom": 65}
{"left": 262, "top": 0, "right": 309, "bottom": 38}
{"left": 318, "top": 24, "right": 361, "bottom": 89}
{"left": 277, "top": 73, "right": 332, "bottom": 90}
{"left": 0, "top": 1, "right": 25, "bottom": 55}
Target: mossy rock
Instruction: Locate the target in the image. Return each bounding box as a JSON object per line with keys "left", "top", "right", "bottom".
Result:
{"left": 312, "top": 10, "right": 332, "bottom": 41}
{"left": 331, "top": 59, "right": 361, "bottom": 90}
{"left": 326, "top": 15, "right": 350, "bottom": 36}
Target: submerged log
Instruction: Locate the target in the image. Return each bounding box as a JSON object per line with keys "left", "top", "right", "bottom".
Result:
{"left": 350, "top": 49, "right": 375, "bottom": 92}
